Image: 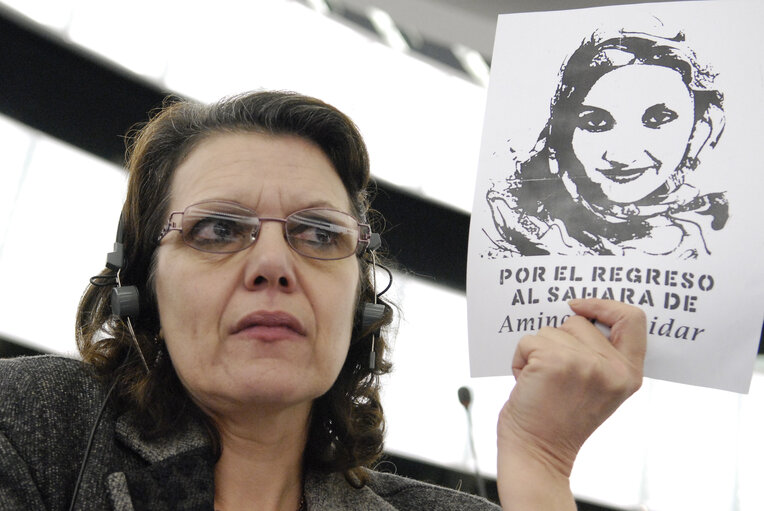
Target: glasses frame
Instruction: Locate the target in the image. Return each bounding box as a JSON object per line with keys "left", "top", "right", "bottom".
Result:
{"left": 156, "top": 199, "right": 374, "bottom": 260}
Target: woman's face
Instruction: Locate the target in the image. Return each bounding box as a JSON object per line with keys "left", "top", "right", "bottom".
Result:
{"left": 154, "top": 132, "right": 360, "bottom": 418}
{"left": 570, "top": 64, "right": 695, "bottom": 203}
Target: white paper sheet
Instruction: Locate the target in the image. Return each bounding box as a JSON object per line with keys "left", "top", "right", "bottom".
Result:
{"left": 467, "top": 0, "right": 764, "bottom": 393}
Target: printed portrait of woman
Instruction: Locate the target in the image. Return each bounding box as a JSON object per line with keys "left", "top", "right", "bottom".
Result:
{"left": 486, "top": 29, "right": 728, "bottom": 258}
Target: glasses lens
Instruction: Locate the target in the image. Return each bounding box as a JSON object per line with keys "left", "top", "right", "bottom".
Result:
{"left": 286, "top": 209, "right": 359, "bottom": 260}
{"left": 182, "top": 201, "right": 259, "bottom": 253}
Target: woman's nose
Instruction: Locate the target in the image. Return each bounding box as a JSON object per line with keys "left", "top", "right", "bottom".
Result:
{"left": 599, "top": 127, "right": 656, "bottom": 167}
{"left": 243, "top": 222, "right": 297, "bottom": 292}
{"left": 601, "top": 149, "right": 632, "bottom": 167}
{"left": 601, "top": 147, "right": 660, "bottom": 169}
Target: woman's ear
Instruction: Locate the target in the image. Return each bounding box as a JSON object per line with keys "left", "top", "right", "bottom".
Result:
{"left": 685, "top": 103, "right": 725, "bottom": 168}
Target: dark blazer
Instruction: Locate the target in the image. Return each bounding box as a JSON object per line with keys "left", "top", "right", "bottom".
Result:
{"left": 0, "top": 356, "right": 500, "bottom": 510}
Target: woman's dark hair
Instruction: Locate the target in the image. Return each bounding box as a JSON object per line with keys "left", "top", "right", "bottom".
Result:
{"left": 76, "top": 90, "right": 393, "bottom": 484}
{"left": 544, "top": 29, "right": 725, "bottom": 198}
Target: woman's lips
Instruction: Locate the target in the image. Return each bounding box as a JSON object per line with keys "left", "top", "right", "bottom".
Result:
{"left": 231, "top": 311, "right": 306, "bottom": 342}
{"left": 596, "top": 166, "right": 656, "bottom": 184}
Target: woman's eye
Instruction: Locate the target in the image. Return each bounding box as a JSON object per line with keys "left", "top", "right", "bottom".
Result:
{"left": 576, "top": 107, "right": 614, "bottom": 133}
{"left": 292, "top": 222, "right": 340, "bottom": 246}
{"left": 312, "top": 228, "right": 334, "bottom": 244}
{"left": 643, "top": 103, "right": 679, "bottom": 129}
{"left": 189, "top": 217, "right": 243, "bottom": 245}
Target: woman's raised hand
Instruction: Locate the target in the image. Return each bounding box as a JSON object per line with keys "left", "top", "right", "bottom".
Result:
{"left": 496, "top": 298, "right": 646, "bottom": 510}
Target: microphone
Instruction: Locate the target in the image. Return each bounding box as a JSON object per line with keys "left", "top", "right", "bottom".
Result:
{"left": 458, "top": 386, "right": 471, "bottom": 409}
{"left": 457, "top": 386, "right": 487, "bottom": 499}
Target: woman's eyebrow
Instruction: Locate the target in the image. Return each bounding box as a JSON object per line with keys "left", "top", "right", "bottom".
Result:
{"left": 645, "top": 102, "right": 674, "bottom": 110}
{"left": 302, "top": 199, "right": 340, "bottom": 208}
{"left": 575, "top": 105, "right": 613, "bottom": 119}
{"left": 294, "top": 199, "right": 350, "bottom": 213}
{"left": 577, "top": 104, "right": 609, "bottom": 112}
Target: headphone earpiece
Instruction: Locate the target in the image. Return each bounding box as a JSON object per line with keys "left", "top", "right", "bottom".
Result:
{"left": 360, "top": 302, "right": 386, "bottom": 332}
{"left": 367, "top": 233, "right": 382, "bottom": 252}
{"left": 105, "top": 214, "right": 140, "bottom": 319}
{"left": 110, "top": 286, "right": 140, "bottom": 318}
{"left": 358, "top": 244, "right": 392, "bottom": 370}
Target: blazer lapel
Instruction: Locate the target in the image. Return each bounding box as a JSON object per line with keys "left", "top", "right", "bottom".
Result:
{"left": 305, "top": 471, "right": 398, "bottom": 511}
{"left": 107, "top": 411, "right": 215, "bottom": 511}
{"left": 105, "top": 413, "right": 396, "bottom": 510}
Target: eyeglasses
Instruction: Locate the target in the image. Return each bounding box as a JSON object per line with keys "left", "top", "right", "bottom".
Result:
{"left": 157, "top": 200, "right": 377, "bottom": 260}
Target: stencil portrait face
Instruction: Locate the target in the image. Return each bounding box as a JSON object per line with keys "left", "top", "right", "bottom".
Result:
{"left": 571, "top": 64, "right": 695, "bottom": 204}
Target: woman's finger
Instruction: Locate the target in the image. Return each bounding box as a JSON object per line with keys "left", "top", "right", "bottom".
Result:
{"left": 566, "top": 298, "right": 647, "bottom": 367}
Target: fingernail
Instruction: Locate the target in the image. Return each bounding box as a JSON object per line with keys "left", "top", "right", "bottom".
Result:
{"left": 568, "top": 299, "right": 582, "bottom": 306}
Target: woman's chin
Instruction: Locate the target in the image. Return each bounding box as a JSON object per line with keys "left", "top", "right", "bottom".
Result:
{"left": 598, "top": 185, "right": 654, "bottom": 205}
{"left": 232, "top": 375, "right": 317, "bottom": 406}
{"left": 191, "top": 364, "right": 326, "bottom": 413}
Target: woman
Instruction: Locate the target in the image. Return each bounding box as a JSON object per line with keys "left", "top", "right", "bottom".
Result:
{"left": 487, "top": 29, "right": 727, "bottom": 258}
{"left": 0, "top": 91, "right": 646, "bottom": 510}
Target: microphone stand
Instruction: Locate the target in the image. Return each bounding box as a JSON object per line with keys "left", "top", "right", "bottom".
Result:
{"left": 458, "top": 386, "right": 487, "bottom": 499}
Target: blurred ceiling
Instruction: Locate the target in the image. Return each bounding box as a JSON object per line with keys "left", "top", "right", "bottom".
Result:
{"left": 325, "top": 0, "right": 689, "bottom": 63}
